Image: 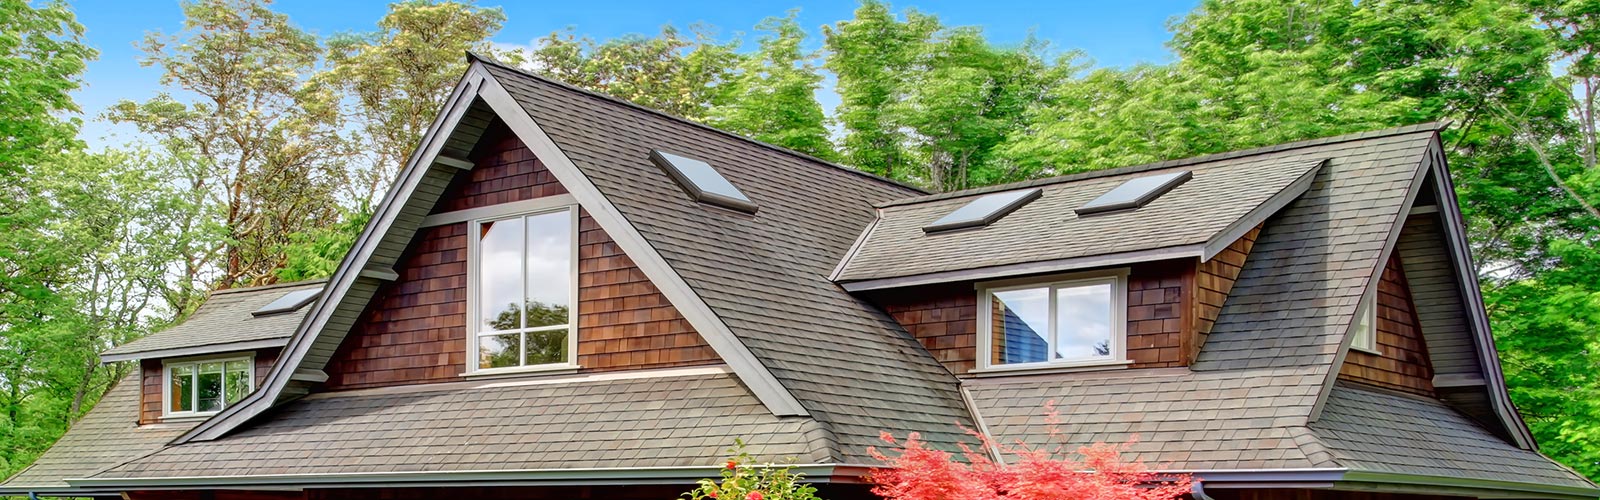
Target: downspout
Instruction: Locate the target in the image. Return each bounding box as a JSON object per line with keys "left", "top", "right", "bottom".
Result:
{"left": 1191, "top": 481, "right": 1216, "bottom": 500}
{"left": 29, "top": 492, "right": 41, "bottom": 500}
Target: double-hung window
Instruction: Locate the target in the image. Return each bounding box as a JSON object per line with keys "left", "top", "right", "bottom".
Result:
{"left": 165, "top": 356, "right": 253, "bottom": 417}
{"left": 468, "top": 206, "right": 578, "bottom": 373}
{"left": 979, "top": 271, "right": 1127, "bottom": 371}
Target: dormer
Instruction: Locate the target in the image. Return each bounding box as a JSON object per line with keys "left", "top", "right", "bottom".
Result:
{"left": 836, "top": 157, "right": 1320, "bottom": 375}
{"left": 99, "top": 280, "right": 323, "bottom": 423}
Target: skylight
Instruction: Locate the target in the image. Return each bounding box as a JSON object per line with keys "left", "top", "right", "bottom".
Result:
{"left": 251, "top": 288, "right": 323, "bottom": 317}
{"left": 649, "top": 149, "right": 758, "bottom": 214}
{"left": 923, "top": 188, "right": 1042, "bottom": 233}
{"left": 1074, "top": 171, "right": 1192, "bottom": 216}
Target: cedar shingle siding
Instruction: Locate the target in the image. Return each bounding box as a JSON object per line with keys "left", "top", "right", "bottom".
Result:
{"left": 139, "top": 349, "right": 279, "bottom": 425}
{"left": 1339, "top": 253, "right": 1435, "bottom": 395}
{"left": 324, "top": 126, "right": 715, "bottom": 390}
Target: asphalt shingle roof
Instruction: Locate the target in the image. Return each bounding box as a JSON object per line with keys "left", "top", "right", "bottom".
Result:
{"left": 91, "top": 371, "right": 827, "bottom": 477}
{"left": 835, "top": 157, "right": 1322, "bottom": 283}
{"left": 479, "top": 59, "right": 975, "bottom": 463}
{"left": 101, "top": 280, "right": 325, "bottom": 360}
{"left": 0, "top": 373, "right": 195, "bottom": 491}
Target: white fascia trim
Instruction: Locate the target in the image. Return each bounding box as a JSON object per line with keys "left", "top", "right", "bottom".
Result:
{"left": 176, "top": 70, "right": 487, "bottom": 444}
{"left": 66, "top": 464, "right": 852, "bottom": 490}
{"left": 99, "top": 338, "right": 287, "bottom": 364}
{"left": 420, "top": 193, "right": 578, "bottom": 228}
{"left": 840, "top": 245, "right": 1204, "bottom": 292}
{"left": 1201, "top": 159, "right": 1323, "bottom": 261}
{"left": 471, "top": 64, "right": 809, "bottom": 417}
{"left": 1308, "top": 146, "right": 1432, "bottom": 423}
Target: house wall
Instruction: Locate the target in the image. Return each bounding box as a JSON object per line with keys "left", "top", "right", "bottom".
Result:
{"left": 1339, "top": 252, "right": 1435, "bottom": 396}
{"left": 1126, "top": 260, "right": 1189, "bottom": 368}
{"left": 323, "top": 126, "right": 718, "bottom": 391}
{"left": 1194, "top": 225, "right": 1260, "bottom": 360}
{"left": 139, "top": 348, "right": 279, "bottom": 425}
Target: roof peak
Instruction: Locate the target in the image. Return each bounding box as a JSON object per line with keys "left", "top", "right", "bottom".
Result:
{"left": 878, "top": 121, "right": 1448, "bottom": 208}
{"left": 466, "top": 51, "right": 928, "bottom": 196}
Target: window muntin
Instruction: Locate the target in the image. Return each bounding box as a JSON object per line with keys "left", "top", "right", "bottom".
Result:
{"left": 164, "top": 356, "right": 252, "bottom": 417}
{"left": 1350, "top": 290, "right": 1378, "bottom": 353}
{"left": 982, "top": 273, "right": 1125, "bottom": 370}
{"left": 469, "top": 207, "right": 578, "bottom": 373}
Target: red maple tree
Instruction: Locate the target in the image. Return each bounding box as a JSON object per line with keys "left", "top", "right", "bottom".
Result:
{"left": 868, "top": 403, "right": 1192, "bottom": 500}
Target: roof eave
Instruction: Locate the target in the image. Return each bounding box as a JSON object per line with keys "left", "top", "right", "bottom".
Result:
{"left": 67, "top": 464, "right": 862, "bottom": 490}
{"left": 838, "top": 244, "right": 1207, "bottom": 292}
{"left": 99, "top": 338, "right": 290, "bottom": 364}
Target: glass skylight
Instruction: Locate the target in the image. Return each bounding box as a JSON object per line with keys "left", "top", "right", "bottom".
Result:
{"left": 649, "top": 149, "right": 758, "bottom": 214}
{"left": 251, "top": 288, "right": 323, "bottom": 317}
{"left": 1074, "top": 171, "right": 1192, "bottom": 216}
{"left": 923, "top": 188, "right": 1042, "bottom": 233}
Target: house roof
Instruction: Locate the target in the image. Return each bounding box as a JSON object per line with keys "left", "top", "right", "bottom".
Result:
{"left": 16, "top": 54, "right": 1591, "bottom": 497}
{"left": 85, "top": 368, "right": 828, "bottom": 480}
{"left": 832, "top": 156, "right": 1321, "bottom": 287}
{"left": 100, "top": 280, "right": 325, "bottom": 362}
{"left": 0, "top": 373, "right": 195, "bottom": 495}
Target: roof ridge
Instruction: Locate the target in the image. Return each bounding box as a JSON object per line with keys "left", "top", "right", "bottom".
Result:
{"left": 210, "top": 278, "right": 328, "bottom": 296}
{"left": 877, "top": 121, "right": 1449, "bottom": 208}
{"left": 466, "top": 52, "right": 929, "bottom": 196}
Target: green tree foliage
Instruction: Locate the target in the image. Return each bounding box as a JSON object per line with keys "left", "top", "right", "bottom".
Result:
{"left": 710, "top": 12, "right": 835, "bottom": 159}
{"left": 824, "top": 1, "right": 938, "bottom": 180}
{"left": 510, "top": 25, "right": 739, "bottom": 122}
{"left": 323, "top": 0, "right": 508, "bottom": 204}
{"left": 107, "top": 0, "right": 348, "bottom": 289}
{"left": 0, "top": 0, "right": 93, "bottom": 182}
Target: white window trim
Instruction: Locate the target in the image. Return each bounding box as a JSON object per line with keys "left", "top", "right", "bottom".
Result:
{"left": 161, "top": 354, "right": 254, "bottom": 419}
{"left": 1350, "top": 285, "right": 1381, "bottom": 355}
{"left": 464, "top": 204, "right": 581, "bottom": 376}
{"left": 974, "top": 269, "right": 1129, "bottom": 374}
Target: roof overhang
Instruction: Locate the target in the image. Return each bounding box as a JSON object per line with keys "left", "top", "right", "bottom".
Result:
{"left": 99, "top": 338, "right": 289, "bottom": 364}
{"left": 65, "top": 465, "right": 867, "bottom": 491}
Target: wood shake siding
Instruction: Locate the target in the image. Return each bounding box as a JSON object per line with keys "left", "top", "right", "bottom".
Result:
{"left": 139, "top": 348, "right": 279, "bottom": 425}
{"left": 1126, "top": 260, "right": 1189, "bottom": 368}
{"left": 880, "top": 284, "right": 978, "bottom": 374}
{"left": 1339, "top": 253, "right": 1435, "bottom": 396}
{"left": 324, "top": 126, "right": 716, "bottom": 391}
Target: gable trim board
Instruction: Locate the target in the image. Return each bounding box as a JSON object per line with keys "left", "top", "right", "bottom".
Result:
{"left": 178, "top": 61, "right": 807, "bottom": 445}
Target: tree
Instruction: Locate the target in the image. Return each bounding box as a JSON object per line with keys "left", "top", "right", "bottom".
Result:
{"left": 0, "top": 0, "right": 94, "bottom": 183}
{"left": 107, "top": 0, "right": 347, "bottom": 289}
{"left": 824, "top": 1, "right": 938, "bottom": 180}
{"left": 323, "top": 0, "right": 508, "bottom": 205}
{"left": 511, "top": 25, "right": 739, "bottom": 122}
{"left": 710, "top": 12, "right": 835, "bottom": 160}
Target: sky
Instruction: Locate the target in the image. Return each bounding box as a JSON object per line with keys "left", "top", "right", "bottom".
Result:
{"left": 68, "top": 0, "right": 1198, "bottom": 149}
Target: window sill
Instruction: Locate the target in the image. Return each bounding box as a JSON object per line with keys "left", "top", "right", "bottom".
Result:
{"left": 967, "top": 359, "right": 1133, "bottom": 378}
{"left": 158, "top": 414, "right": 216, "bottom": 423}
{"left": 1350, "top": 346, "right": 1382, "bottom": 356}
{"left": 460, "top": 364, "right": 580, "bottom": 380}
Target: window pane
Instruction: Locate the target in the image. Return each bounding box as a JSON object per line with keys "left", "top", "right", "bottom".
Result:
{"left": 524, "top": 211, "right": 572, "bottom": 328}
{"left": 525, "top": 330, "right": 568, "bottom": 365}
{"left": 169, "top": 365, "right": 194, "bottom": 413}
{"left": 992, "top": 287, "right": 1049, "bottom": 365}
{"left": 1055, "top": 283, "right": 1113, "bottom": 361}
{"left": 479, "top": 219, "right": 525, "bottom": 332}
{"left": 197, "top": 370, "right": 223, "bottom": 412}
{"left": 1352, "top": 296, "right": 1374, "bottom": 350}
{"left": 224, "top": 365, "right": 251, "bottom": 405}
{"left": 479, "top": 333, "right": 522, "bottom": 369}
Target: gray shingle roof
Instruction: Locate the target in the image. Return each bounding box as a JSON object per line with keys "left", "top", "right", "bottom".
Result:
{"left": 91, "top": 371, "right": 827, "bottom": 478}
{"left": 479, "top": 60, "right": 975, "bottom": 463}
{"left": 101, "top": 280, "right": 325, "bottom": 361}
{"left": 1312, "top": 382, "right": 1592, "bottom": 488}
{"left": 834, "top": 157, "right": 1322, "bottom": 283}
{"left": 0, "top": 373, "right": 195, "bottom": 492}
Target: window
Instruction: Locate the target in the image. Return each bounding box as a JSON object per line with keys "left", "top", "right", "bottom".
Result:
{"left": 164, "top": 356, "right": 253, "bottom": 417}
{"left": 251, "top": 287, "right": 322, "bottom": 316}
{"left": 979, "top": 271, "right": 1127, "bottom": 371}
{"left": 1075, "top": 171, "right": 1192, "bottom": 216}
{"left": 649, "top": 149, "right": 758, "bottom": 214}
{"left": 923, "top": 188, "right": 1042, "bottom": 233}
{"left": 1350, "top": 290, "right": 1378, "bottom": 353}
{"left": 468, "top": 207, "right": 578, "bottom": 373}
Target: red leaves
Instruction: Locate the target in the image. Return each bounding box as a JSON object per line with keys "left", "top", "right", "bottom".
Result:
{"left": 870, "top": 404, "right": 1192, "bottom": 500}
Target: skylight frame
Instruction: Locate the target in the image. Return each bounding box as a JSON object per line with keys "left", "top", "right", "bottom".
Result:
{"left": 923, "top": 188, "right": 1043, "bottom": 233}
{"left": 251, "top": 288, "right": 323, "bottom": 317}
{"left": 1074, "top": 171, "right": 1193, "bottom": 216}
{"left": 649, "top": 149, "right": 758, "bottom": 214}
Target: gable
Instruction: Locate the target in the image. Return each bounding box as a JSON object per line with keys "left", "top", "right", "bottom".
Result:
{"left": 323, "top": 124, "right": 719, "bottom": 390}
{"left": 1337, "top": 252, "right": 1436, "bottom": 396}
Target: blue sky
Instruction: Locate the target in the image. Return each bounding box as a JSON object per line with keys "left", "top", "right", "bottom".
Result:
{"left": 70, "top": 0, "right": 1197, "bottom": 149}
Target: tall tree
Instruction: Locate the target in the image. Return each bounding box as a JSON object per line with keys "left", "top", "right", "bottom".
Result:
{"left": 107, "top": 0, "right": 348, "bottom": 289}
{"left": 823, "top": 0, "right": 938, "bottom": 180}
{"left": 710, "top": 12, "right": 835, "bottom": 159}
{"left": 323, "top": 0, "right": 508, "bottom": 205}
{"left": 513, "top": 25, "right": 739, "bottom": 122}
